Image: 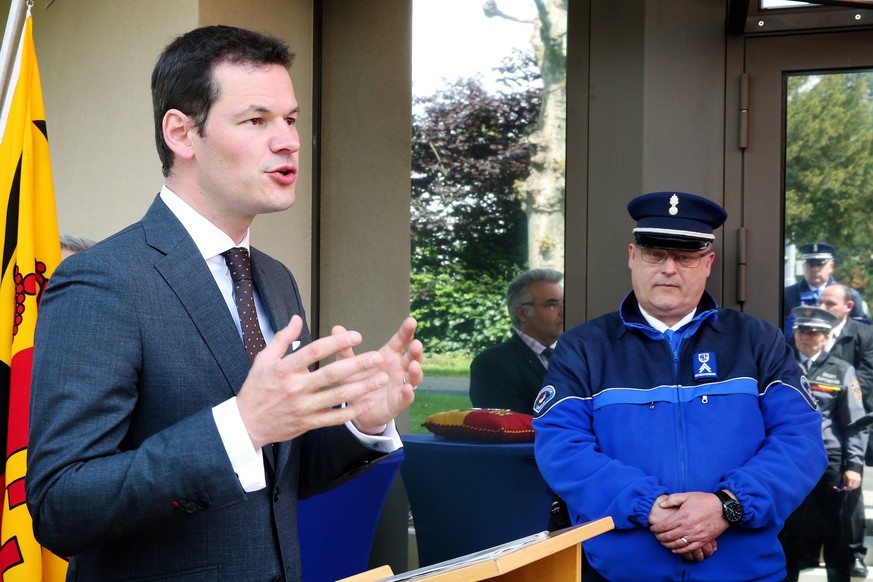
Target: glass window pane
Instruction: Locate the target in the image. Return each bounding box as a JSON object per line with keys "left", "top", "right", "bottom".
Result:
{"left": 783, "top": 70, "right": 873, "bottom": 333}
{"left": 410, "top": 0, "right": 567, "bottom": 423}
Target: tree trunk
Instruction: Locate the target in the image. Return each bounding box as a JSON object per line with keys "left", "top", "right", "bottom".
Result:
{"left": 522, "top": 0, "right": 567, "bottom": 269}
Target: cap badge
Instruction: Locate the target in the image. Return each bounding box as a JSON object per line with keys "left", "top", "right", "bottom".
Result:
{"left": 669, "top": 194, "right": 679, "bottom": 216}
{"left": 812, "top": 243, "right": 819, "bottom": 252}
{"left": 802, "top": 307, "right": 814, "bottom": 317}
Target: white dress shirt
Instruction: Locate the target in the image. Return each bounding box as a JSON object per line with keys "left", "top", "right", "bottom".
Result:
{"left": 826, "top": 318, "right": 847, "bottom": 352}
{"left": 160, "top": 187, "right": 399, "bottom": 493}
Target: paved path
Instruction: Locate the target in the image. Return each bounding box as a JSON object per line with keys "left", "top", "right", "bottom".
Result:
{"left": 798, "top": 476, "right": 873, "bottom": 581}
{"left": 417, "top": 376, "right": 469, "bottom": 396}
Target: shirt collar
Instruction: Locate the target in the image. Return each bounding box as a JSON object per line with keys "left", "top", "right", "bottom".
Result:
{"left": 831, "top": 317, "right": 847, "bottom": 338}
{"left": 160, "top": 186, "right": 250, "bottom": 260}
{"left": 514, "top": 328, "right": 554, "bottom": 354}
{"left": 638, "top": 305, "right": 697, "bottom": 333}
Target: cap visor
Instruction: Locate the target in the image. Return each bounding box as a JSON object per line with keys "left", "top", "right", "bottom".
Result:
{"left": 634, "top": 235, "right": 711, "bottom": 252}
{"left": 794, "top": 324, "right": 832, "bottom": 332}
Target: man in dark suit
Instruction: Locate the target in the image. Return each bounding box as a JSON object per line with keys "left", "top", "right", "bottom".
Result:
{"left": 820, "top": 283, "right": 873, "bottom": 578}
{"left": 469, "top": 268, "right": 563, "bottom": 413}
{"left": 26, "top": 26, "right": 423, "bottom": 582}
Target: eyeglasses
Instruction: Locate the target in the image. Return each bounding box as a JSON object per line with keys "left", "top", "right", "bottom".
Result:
{"left": 638, "top": 247, "right": 710, "bottom": 269}
{"left": 522, "top": 299, "right": 564, "bottom": 311}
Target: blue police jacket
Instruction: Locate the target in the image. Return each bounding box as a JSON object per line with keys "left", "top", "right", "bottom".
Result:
{"left": 533, "top": 291, "right": 827, "bottom": 582}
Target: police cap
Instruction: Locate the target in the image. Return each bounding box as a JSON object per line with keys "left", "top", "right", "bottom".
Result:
{"left": 628, "top": 191, "right": 728, "bottom": 251}
{"left": 798, "top": 242, "right": 835, "bottom": 265}
{"left": 792, "top": 305, "right": 838, "bottom": 332}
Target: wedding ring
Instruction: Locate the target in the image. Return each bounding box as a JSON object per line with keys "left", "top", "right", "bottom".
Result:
{"left": 680, "top": 536, "right": 689, "bottom": 546}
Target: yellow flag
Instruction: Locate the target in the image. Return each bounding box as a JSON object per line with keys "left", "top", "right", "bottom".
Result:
{"left": 0, "top": 10, "right": 66, "bottom": 581}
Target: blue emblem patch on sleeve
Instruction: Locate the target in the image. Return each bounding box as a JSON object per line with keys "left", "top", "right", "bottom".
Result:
{"left": 800, "top": 375, "right": 819, "bottom": 410}
{"left": 693, "top": 352, "right": 717, "bottom": 380}
{"left": 534, "top": 385, "right": 556, "bottom": 415}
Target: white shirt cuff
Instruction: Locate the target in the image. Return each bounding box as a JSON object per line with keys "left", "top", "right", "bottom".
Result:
{"left": 212, "top": 397, "right": 266, "bottom": 492}
{"left": 345, "top": 419, "right": 402, "bottom": 453}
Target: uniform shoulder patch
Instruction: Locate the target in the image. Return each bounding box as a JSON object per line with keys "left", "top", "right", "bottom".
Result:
{"left": 534, "top": 385, "right": 556, "bottom": 415}
{"left": 800, "top": 376, "right": 819, "bottom": 410}
{"left": 851, "top": 379, "right": 863, "bottom": 404}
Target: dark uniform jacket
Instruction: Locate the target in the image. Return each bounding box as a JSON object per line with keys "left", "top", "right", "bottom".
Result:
{"left": 801, "top": 349, "right": 868, "bottom": 472}
{"left": 469, "top": 332, "right": 546, "bottom": 414}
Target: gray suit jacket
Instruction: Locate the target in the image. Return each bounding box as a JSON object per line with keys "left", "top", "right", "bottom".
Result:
{"left": 27, "top": 196, "right": 381, "bottom": 582}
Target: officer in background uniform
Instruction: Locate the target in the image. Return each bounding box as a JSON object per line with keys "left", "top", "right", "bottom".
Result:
{"left": 781, "top": 306, "right": 868, "bottom": 582}
{"left": 819, "top": 284, "right": 873, "bottom": 578}
{"left": 784, "top": 243, "right": 867, "bottom": 336}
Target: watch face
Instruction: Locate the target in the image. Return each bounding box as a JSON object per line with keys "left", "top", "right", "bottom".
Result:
{"left": 724, "top": 500, "right": 743, "bottom": 523}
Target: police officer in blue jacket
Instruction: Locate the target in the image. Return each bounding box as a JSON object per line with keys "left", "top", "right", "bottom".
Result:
{"left": 533, "top": 191, "right": 827, "bottom": 582}
{"left": 783, "top": 242, "right": 868, "bottom": 335}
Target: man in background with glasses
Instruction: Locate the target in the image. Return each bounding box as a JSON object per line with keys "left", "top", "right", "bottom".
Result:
{"left": 534, "top": 191, "right": 826, "bottom": 581}
{"left": 470, "top": 267, "right": 564, "bottom": 414}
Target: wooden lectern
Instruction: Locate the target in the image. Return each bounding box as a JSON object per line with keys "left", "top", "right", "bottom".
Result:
{"left": 338, "top": 516, "right": 614, "bottom": 582}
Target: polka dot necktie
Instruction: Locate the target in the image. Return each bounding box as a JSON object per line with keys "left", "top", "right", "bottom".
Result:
{"left": 222, "top": 248, "right": 267, "bottom": 362}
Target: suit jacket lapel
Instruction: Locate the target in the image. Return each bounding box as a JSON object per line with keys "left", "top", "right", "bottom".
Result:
{"left": 250, "top": 253, "right": 292, "bottom": 335}
{"left": 510, "top": 332, "right": 547, "bottom": 376}
{"left": 142, "top": 196, "right": 251, "bottom": 396}
{"left": 143, "top": 197, "right": 308, "bottom": 476}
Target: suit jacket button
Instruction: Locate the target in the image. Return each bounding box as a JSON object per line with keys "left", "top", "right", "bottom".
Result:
{"left": 273, "top": 488, "right": 280, "bottom": 502}
{"left": 183, "top": 501, "right": 198, "bottom": 513}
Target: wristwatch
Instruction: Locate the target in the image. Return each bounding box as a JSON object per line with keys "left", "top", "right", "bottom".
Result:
{"left": 715, "top": 489, "right": 743, "bottom": 524}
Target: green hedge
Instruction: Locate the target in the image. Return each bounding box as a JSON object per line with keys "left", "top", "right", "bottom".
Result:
{"left": 411, "top": 264, "right": 512, "bottom": 357}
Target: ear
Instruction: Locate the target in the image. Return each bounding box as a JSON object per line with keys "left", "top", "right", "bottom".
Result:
{"left": 627, "top": 243, "right": 636, "bottom": 270}
{"left": 162, "top": 109, "right": 196, "bottom": 162}
{"left": 515, "top": 304, "right": 529, "bottom": 323}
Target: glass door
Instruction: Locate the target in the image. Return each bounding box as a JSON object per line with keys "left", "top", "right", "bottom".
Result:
{"left": 737, "top": 31, "right": 873, "bottom": 325}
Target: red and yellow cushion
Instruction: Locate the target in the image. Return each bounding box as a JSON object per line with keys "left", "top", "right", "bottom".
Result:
{"left": 421, "top": 408, "right": 535, "bottom": 443}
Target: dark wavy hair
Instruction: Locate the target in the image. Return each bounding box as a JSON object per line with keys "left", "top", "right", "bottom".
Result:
{"left": 151, "top": 25, "right": 294, "bottom": 177}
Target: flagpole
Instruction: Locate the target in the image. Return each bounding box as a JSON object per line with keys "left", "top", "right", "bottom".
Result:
{"left": 0, "top": 0, "right": 29, "bottom": 113}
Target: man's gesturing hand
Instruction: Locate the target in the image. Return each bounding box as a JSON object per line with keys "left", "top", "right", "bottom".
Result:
{"left": 235, "top": 315, "right": 391, "bottom": 448}
{"left": 338, "top": 317, "right": 424, "bottom": 435}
